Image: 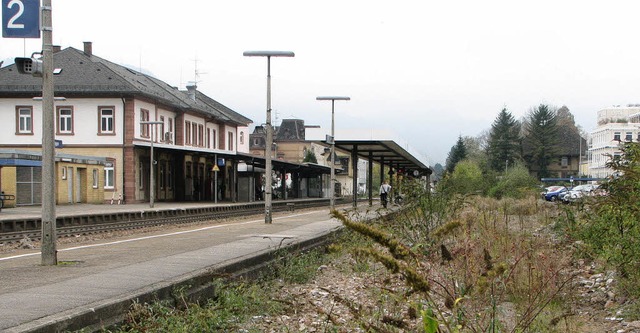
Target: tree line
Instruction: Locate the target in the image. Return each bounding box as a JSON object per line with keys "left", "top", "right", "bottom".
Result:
{"left": 432, "top": 104, "right": 584, "bottom": 197}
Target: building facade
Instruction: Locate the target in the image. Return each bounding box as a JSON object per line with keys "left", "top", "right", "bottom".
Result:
{"left": 248, "top": 119, "right": 333, "bottom": 199}
{"left": 588, "top": 105, "right": 640, "bottom": 178}
{"left": 0, "top": 42, "right": 253, "bottom": 206}
{"left": 249, "top": 119, "right": 368, "bottom": 198}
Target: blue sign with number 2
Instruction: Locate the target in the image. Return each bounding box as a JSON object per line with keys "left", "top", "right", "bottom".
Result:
{"left": 2, "top": 0, "right": 40, "bottom": 38}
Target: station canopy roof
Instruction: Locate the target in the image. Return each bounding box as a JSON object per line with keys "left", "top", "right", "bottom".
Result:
{"left": 236, "top": 152, "right": 331, "bottom": 175}
{"left": 306, "top": 128, "right": 432, "bottom": 175}
{"left": 0, "top": 149, "right": 106, "bottom": 166}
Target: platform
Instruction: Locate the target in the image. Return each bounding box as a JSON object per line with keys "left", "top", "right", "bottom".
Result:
{"left": 0, "top": 201, "right": 378, "bottom": 332}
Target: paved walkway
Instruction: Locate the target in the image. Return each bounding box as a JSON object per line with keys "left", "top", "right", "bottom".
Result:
{"left": 0, "top": 201, "right": 263, "bottom": 221}
{"left": 0, "top": 201, "right": 380, "bottom": 332}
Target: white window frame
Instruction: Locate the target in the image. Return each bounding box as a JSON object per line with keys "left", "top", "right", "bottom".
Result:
{"left": 17, "top": 106, "right": 33, "bottom": 134}
{"left": 104, "top": 162, "right": 115, "bottom": 189}
{"left": 58, "top": 107, "right": 73, "bottom": 134}
{"left": 99, "top": 107, "right": 115, "bottom": 134}
{"left": 92, "top": 169, "right": 99, "bottom": 188}
{"left": 140, "top": 109, "right": 150, "bottom": 137}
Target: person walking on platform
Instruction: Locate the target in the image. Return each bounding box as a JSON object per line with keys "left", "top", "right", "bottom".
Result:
{"left": 379, "top": 181, "right": 391, "bottom": 208}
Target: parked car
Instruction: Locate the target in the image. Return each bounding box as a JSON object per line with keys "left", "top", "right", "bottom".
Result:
{"left": 562, "top": 184, "right": 599, "bottom": 203}
{"left": 542, "top": 186, "right": 569, "bottom": 201}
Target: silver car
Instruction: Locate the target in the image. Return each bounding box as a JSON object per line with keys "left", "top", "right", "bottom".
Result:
{"left": 562, "top": 184, "right": 599, "bottom": 203}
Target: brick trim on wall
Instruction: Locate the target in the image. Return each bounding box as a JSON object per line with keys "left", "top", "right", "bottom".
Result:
{"left": 123, "top": 98, "right": 136, "bottom": 203}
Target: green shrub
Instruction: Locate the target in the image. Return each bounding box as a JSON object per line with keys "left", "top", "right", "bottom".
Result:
{"left": 114, "top": 279, "right": 283, "bottom": 332}
{"left": 441, "top": 159, "right": 487, "bottom": 195}
{"left": 576, "top": 142, "right": 640, "bottom": 301}
{"left": 488, "top": 163, "right": 539, "bottom": 199}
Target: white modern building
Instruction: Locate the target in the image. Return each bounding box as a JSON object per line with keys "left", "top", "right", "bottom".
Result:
{"left": 588, "top": 104, "right": 640, "bottom": 178}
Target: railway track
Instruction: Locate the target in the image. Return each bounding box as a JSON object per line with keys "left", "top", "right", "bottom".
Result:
{"left": 0, "top": 199, "right": 335, "bottom": 243}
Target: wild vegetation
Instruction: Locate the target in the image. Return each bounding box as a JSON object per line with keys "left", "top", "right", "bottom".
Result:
{"left": 567, "top": 141, "right": 640, "bottom": 318}
{"left": 101, "top": 190, "right": 576, "bottom": 331}
{"left": 331, "top": 188, "right": 577, "bottom": 332}
{"left": 440, "top": 104, "right": 584, "bottom": 182}
{"left": 101, "top": 141, "right": 640, "bottom": 332}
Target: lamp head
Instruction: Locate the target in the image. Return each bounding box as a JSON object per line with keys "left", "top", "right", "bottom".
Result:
{"left": 243, "top": 51, "right": 295, "bottom": 57}
{"left": 316, "top": 96, "right": 351, "bottom": 101}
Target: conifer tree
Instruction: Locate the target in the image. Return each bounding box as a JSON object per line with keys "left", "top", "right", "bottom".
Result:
{"left": 522, "top": 104, "right": 558, "bottom": 178}
{"left": 302, "top": 148, "right": 318, "bottom": 163}
{"left": 446, "top": 135, "right": 467, "bottom": 173}
{"left": 487, "top": 107, "right": 521, "bottom": 172}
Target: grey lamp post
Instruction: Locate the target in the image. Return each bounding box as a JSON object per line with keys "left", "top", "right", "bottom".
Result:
{"left": 316, "top": 96, "right": 350, "bottom": 211}
{"left": 140, "top": 121, "right": 164, "bottom": 208}
{"left": 244, "top": 51, "right": 294, "bottom": 224}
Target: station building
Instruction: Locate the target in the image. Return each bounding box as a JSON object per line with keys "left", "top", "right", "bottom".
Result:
{"left": 0, "top": 42, "right": 288, "bottom": 207}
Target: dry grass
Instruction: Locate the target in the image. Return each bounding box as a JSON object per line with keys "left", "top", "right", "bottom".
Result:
{"left": 333, "top": 195, "right": 578, "bottom": 332}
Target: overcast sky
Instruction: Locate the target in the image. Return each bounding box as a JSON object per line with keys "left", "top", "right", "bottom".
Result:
{"left": 2, "top": 0, "right": 639, "bottom": 165}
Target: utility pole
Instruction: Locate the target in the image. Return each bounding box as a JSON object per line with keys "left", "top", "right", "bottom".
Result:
{"left": 41, "top": 0, "right": 57, "bottom": 265}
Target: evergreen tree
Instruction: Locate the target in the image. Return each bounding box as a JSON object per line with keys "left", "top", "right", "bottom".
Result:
{"left": 487, "top": 107, "right": 521, "bottom": 172}
{"left": 446, "top": 135, "right": 467, "bottom": 173}
{"left": 522, "top": 104, "right": 558, "bottom": 178}
{"left": 302, "top": 148, "right": 318, "bottom": 163}
{"left": 432, "top": 163, "right": 444, "bottom": 181}
{"left": 555, "top": 105, "right": 586, "bottom": 173}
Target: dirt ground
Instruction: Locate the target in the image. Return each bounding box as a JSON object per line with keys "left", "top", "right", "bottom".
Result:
{"left": 236, "top": 252, "right": 640, "bottom": 332}
{"left": 2, "top": 209, "right": 640, "bottom": 332}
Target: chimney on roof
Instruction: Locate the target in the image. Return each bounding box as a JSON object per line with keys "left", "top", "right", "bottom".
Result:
{"left": 186, "top": 83, "right": 197, "bottom": 101}
{"left": 83, "top": 41, "right": 92, "bottom": 56}
{"left": 52, "top": 45, "right": 61, "bottom": 53}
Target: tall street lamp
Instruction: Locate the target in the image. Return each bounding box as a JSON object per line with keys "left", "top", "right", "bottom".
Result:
{"left": 140, "top": 121, "right": 164, "bottom": 208}
{"left": 244, "top": 50, "right": 295, "bottom": 224}
{"left": 316, "top": 96, "right": 350, "bottom": 211}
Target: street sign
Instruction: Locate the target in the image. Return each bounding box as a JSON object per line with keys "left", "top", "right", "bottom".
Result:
{"left": 2, "top": 0, "right": 40, "bottom": 38}
{"left": 325, "top": 134, "right": 334, "bottom": 144}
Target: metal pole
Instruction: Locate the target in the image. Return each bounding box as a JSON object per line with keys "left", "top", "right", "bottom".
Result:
{"left": 214, "top": 154, "right": 218, "bottom": 204}
{"left": 149, "top": 125, "right": 155, "bottom": 208}
{"left": 41, "top": 0, "right": 57, "bottom": 266}
{"left": 368, "top": 151, "right": 373, "bottom": 206}
{"left": 140, "top": 121, "right": 162, "bottom": 208}
{"left": 264, "top": 56, "right": 273, "bottom": 223}
{"left": 316, "top": 96, "right": 349, "bottom": 211}
{"left": 578, "top": 134, "right": 582, "bottom": 177}
{"left": 244, "top": 51, "right": 294, "bottom": 223}
{"left": 351, "top": 146, "right": 358, "bottom": 208}
{"left": 330, "top": 100, "right": 335, "bottom": 210}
